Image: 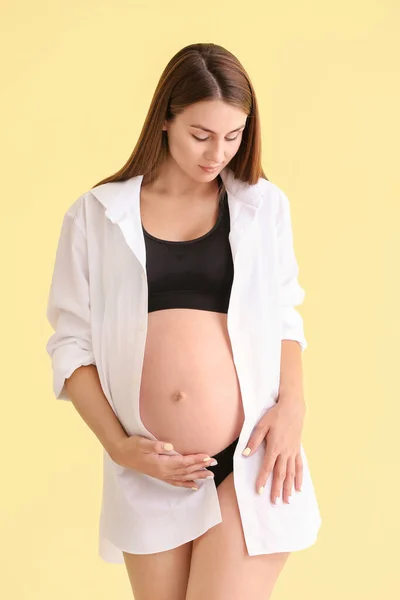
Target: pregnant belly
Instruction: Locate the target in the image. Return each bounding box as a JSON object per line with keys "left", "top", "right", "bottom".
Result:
{"left": 138, "top": 308, "right": 245, "bottom": 458}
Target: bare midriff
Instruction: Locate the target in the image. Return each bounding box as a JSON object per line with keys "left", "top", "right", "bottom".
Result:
{"left": 138, "top": 308, "right": 245, "bottom": 458}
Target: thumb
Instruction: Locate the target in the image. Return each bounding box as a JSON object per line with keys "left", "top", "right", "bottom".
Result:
{"left": 154, "top": 439, "right": 175, "bottom": 454}
{"left": 134, "top": 435, "right": 175, "bottom": 454}
{"left": 159, "top": 440, "right": 174, "bottom": 453}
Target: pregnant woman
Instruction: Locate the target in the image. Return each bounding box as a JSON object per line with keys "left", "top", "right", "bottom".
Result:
{"left": 46, "top": 43, "right": 322, "bottom": 600}
{"left": 138, "top": 174, "right": 245, "bottom": 462}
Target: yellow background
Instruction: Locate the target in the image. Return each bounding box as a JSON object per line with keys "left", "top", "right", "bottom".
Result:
{"left": 1, "top": 1, "right": 398, "bottom": 598}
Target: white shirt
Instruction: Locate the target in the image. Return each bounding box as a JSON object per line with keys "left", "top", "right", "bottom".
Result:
{"left": 46, "top": 167, "right": 322, "bottom": 564}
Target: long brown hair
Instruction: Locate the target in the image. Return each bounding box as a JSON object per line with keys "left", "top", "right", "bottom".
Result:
{"left": 91, "top": 43, "right": 268, "bottom": 201}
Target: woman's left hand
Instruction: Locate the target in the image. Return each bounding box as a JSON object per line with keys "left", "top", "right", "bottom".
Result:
{"left": 242, "top": 396, "right": 306, "bottom": 505}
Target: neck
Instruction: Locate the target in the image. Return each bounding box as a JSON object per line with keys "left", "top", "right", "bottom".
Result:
{"left": 144, "top": 158, "right": 220, "bottom": 199}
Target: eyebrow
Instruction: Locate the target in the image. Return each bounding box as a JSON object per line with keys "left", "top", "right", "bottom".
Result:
{"left": 189, "top": 124, "right": 246, "bottom": 134}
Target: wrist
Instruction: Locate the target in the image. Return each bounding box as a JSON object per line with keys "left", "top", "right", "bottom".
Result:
{"left": 277, "top": 391, "right": 306, "bottom": 414}
{"left": 107, "top": 433, "right": 129, "bottom": 463}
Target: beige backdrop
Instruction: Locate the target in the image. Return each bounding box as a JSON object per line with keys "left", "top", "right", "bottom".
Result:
{"left": 1, "top": 1, "right": 398, "bottom": 598}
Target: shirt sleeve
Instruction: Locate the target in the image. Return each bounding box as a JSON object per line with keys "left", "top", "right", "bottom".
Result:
{"left": 45, "top": 211, "right": 96, "bottom": 400}
{"left": 276, "top": 189, "right": 308, "bottom": 351}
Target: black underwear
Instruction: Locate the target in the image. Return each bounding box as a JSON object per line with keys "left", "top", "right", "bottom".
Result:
{"left": 206, "top": 436, "right": 240, "bottom": 487}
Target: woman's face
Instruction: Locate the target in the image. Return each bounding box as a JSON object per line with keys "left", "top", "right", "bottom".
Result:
{"left": 163, "top": 99, "right": 247, "bottom": 183}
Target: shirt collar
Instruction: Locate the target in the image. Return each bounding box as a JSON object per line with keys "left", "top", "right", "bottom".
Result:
{"left": 90, "top": 166, "right": 264, "bottom": 224}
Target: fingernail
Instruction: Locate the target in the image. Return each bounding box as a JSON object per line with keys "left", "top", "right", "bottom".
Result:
{"left": 206, "top": 475, "right": 214, "bottom": 479}
{"left": 191, "top": 487, "right": 198, "bottom": 491}
{"left": 288, "top": 496, "right": 292, "bottom": 504}
{"left": 164, "top": 443, "right": 174, "bottom": 451}
{"left": 242, "top": 447, "right": 251, "bottom": 456}
{"left": 258, "top": 486, "right": 264, "bottom": 495}
{"left": 209, "top": 459, "right": 218, "bottom": 466}
{"left": 203, "top": 456, "right": 211, "bottom": 462}
{"left": 274, "top": 496, "right": 280, "bottom": 505}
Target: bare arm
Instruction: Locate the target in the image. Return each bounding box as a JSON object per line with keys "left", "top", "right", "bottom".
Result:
{"left": 64, "top": 364, "right": 128, "bottom": 460}
{"left": 277, "top": 339, "right": 306, "bottom": 412}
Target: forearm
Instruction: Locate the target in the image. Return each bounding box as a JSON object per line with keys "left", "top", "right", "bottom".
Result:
{"left": 277, "top": 340, "right": 306, "bottom": 411}
{"left": 64, "top": 365, "right": 128, "bottom": 458}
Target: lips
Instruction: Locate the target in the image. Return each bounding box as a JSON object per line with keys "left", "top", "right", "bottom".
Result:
{"left": 199, "top": 165, "right": 220, "bottom": 172}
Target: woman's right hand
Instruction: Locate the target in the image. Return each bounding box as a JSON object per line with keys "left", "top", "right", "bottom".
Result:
{"left": 111, "top": 434, "right": 218, "bottom": 490}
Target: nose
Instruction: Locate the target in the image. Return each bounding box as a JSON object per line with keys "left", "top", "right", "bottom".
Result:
{"left": 205, "top": 139, "right": 225, "bottom": 165}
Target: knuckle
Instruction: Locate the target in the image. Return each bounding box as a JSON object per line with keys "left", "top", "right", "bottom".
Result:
{"left": 275, "top": 469, "right": 286, "bottom": 479}
{"left": 159, "top": 464, "right": 171, "bottom": 478}
{"left": 184, "top": 467, "right": 195, "bottom": 477}
{"left": 166, "top": 479, "right": 179, "bottom": 487}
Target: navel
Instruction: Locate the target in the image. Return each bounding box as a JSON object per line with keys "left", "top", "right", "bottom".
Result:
{"left": 174, "top": 390, "right": 187, "bottom": 402}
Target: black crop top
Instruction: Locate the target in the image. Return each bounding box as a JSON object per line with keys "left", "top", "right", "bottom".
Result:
{"left": 142, "top": 190, "right": 234, "bottom": 314}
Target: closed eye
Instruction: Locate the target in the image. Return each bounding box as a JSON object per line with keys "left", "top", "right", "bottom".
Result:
{"left": 192, "top": 135, "right": 239, "bottom": 142}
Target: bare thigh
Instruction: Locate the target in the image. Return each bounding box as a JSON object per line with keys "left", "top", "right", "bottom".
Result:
{"left": 123, "top": 540, "right": 193, "bottom": 600}
{"left": 185, "top": 472, "right": 291, "bottom": 600}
